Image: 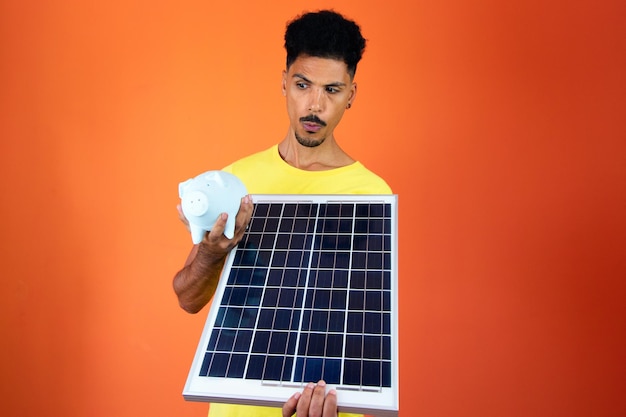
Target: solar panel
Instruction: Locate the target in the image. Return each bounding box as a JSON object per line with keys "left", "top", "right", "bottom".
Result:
{"left": 183, "top": 194, "right": 399, "bottom": 417}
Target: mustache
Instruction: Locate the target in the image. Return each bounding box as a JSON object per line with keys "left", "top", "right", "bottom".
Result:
{"left": 299, "top": 115, "right": 327, "bottom": 127}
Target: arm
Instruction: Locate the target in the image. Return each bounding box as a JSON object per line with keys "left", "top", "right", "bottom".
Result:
{"left": 173, "top": 195, "right": 253, "bottom": 314}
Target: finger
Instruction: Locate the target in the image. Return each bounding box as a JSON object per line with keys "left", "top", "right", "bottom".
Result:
{"left": 176, "top": 204, "right": 191, "bottom": 231}
{"left": 308, "top": 381, "right": 327, "bottom": 417}
{"left": 282, "top": 392, "right": 300, "bottom": 417}
{"left": 235, "top": 195, "right": 254, "bottom": 229}
{"left": 206, "top": 213, "right": 228, "bottom": 243}
{"left": 296, "top": 382, "right": 316, "bottom": 416}
{"left": 322, "top": 389, "right": 337, "bottom": 417}
{"left": 228, "top": 196, "right": 253, "bottom": 245}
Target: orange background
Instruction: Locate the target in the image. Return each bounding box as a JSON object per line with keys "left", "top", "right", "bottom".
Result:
{"left": 1, "top": 0, "right": 625, "bottom": 416}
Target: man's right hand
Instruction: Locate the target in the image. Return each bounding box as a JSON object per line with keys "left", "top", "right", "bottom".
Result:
{"left": 198, "top": 195, "right": 253, "bottom": 256}
{"left": 173, "top": 195, "right": 254, "bottom": 313}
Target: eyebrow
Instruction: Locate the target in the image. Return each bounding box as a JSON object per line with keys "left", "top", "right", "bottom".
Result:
{"left": 293, "top": 73, "right": 347, "bottom": 88}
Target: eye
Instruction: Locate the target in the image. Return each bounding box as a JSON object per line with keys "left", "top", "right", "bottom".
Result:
{"left": 326, "top": 86, "right": 340, "bottom": 94}
{"left": 296, "top": 82, "right": 308, "bottom": 89}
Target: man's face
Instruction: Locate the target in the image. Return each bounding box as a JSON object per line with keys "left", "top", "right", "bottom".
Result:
{"left": 282, "top": 55, "right": 356, "bottom": 148}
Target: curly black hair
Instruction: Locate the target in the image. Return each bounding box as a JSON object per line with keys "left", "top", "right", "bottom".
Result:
{"left": 284, "top": 10, "right": 366, "bottom": 78}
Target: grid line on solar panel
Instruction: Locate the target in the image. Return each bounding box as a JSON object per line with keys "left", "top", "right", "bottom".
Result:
{"left": 199, "top": 200, "right": 393, "bottom": 389}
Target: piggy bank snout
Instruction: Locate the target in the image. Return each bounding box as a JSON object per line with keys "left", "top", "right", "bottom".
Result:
{"left": 182, "top": 190, "right": 209, "bottom": 217}
{"left": 179, "top": 170, "right": 248, "bottom": 244}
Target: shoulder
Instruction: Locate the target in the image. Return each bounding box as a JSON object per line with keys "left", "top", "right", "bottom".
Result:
{"left": 222, "top": 145, "right": 278, "bottom": 172}
{"left": 348, "top": 162, "right": 393, "bottom": 194}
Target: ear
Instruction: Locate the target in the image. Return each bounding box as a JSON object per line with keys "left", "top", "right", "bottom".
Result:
{"left": 281, "top": 70, "right": 287, "bottom": 96}
{"left": 347, "top": 82, "right": 357, "bottom": 107}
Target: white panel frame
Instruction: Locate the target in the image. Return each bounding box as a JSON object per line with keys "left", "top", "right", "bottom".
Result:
{"left": 183, "top": 194, "right": 399, "bottom": 417}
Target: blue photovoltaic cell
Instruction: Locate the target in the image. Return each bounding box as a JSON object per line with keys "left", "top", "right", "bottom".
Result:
{"left": 197, "top": 197, "right": 395, "bottom": 390}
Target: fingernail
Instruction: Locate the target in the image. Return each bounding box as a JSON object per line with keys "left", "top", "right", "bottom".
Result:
{"left": 306, "top": 382, "right": 315, "bottom": 390}
{"left": 317, "top": 380, "right": 326, "bottom": 387}
{"left": 293, "top": 392, "right": 301, "bottom": 400}
{"left": 328, "top": 389, "right": 336, "bottom": 396}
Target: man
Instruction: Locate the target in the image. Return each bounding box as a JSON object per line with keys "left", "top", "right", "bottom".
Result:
{"left": 174, "top": 10, "right": 392, "bottom": 417}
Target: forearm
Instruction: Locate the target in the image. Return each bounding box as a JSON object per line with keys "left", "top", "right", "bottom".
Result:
{"left": 173, "top": 244, "right": 226, "bottom": 314}
{"left": 173, "top": 197, "right": 253, "bottom": 314}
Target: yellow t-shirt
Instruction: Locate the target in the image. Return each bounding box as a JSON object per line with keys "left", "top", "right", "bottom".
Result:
{"left": 209, "top": 403, "right": 364, "bottom": 417}
{"left": 208, "top": 145, "right": 390, "bottom": 417}
{"left": 222, "top": 144, "right": 392, "bottom": 195}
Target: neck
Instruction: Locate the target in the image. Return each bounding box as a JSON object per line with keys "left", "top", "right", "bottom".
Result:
{"left": 278, "top": 130, "right": 354, "bottom": 171}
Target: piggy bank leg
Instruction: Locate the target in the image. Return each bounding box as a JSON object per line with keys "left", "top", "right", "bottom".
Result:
{"left": 190, "top": 226, "right": 207, "bottom": 245}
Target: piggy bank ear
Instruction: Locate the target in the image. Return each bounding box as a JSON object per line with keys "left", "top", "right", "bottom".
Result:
{"left": 178, "top": 179, "right": 193, "bottom": 198}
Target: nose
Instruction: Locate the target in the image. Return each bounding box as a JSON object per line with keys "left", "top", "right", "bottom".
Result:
{"left": 307, "top": 87, "right": 325, "bottom": 113}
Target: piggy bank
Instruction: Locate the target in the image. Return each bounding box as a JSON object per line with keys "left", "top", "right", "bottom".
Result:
{"left": 178, "top": 170, "right": 248, "bottom": 244}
